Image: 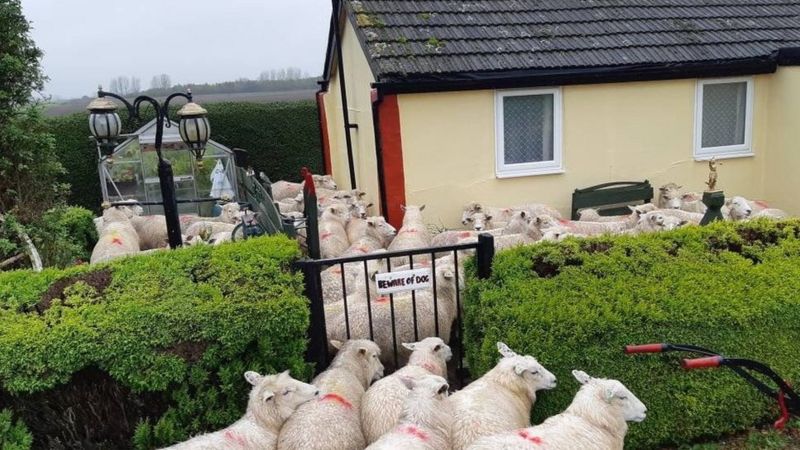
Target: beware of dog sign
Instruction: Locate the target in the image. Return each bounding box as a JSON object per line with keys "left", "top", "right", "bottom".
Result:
{"left": 375, "top": 268, "right": 432, "bottom": 295}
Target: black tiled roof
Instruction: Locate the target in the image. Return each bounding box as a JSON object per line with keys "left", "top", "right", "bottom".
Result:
{"left": 345, "top": 0, "right": 800, "bottom": 84}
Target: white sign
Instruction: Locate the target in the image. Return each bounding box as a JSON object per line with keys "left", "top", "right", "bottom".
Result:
{"left": 375, "top": 268, "right": 432, "bottom": 295}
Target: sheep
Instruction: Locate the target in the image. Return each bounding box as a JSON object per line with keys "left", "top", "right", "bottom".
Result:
{"left": 462, "top": 202, "right": 561, "bottom": 228}
{"left": 577, "top": 204, "right": 656, "bottom": 222}
{"left": 185, "top": 221, "right": 237, "bottom": 242}
{"left": 326, "top": 263, "right": 460, "bottom": 369}
{"left": 751, "top": 208, "right": 789, "bottom": 219}
{"left": 277, "top": 339, "right": 384, "bottom": 450}
{"left": 657, "top": 183, "right": 684, "bottom": 209}
{"left": 387, "top": 205, "right": 432, "bottom": 266}
{"left": 209, "top": 230, "right": 234, "bottom": 245}
{"left": 448, "top": 342, "right": 557, "bottom": 450}
{"left": 361, "top": 338, "right": 452, "bottom": 444}
{"left": 129, "top": 215, "right": 169, "bottom": 250}
{"left": 345, "top": 216, "right": 396, "bottom": 252}
{"left": 502, "top": 210, "right": 532, "bottom": 235}
{"left": 317, "top": 189, "right": 367, "bottom": 208}
{"left": 318, "top": 204, "right": 351, "bottom": 259}
{"left": 679, "top": 191, "right": 707, "bottom": 213}
{"left": 467, "top": 370, "right": 646, "bottom": 450}
{"left": 430, "top": 228, "right": 504, "bottom": 248}
{"left": 321, "top": 251, "right": 386, "bottom": 305}
{"left": 626, "top": 211, "right": 687, "bottom": 234}
{"left": 272, "top": 175, "right": 338, "bottom": 201}
{"left": 725, "top": 196, "right": 753, "bottom": 221}
{"left": 365, "top": 374, "right": 452, "bottom": 450}
{"left": 456, "top": 219, "right": 544, "bottom": 253}
{"left": 164, "top": 370, "right": 318, "bottom": 450}
{"left": 179, "top": 203, "right": 242, "bottom": 230}
{"left": 653, "top": 207, "right": 705, "bottom": 224}
{"left": 533, "top": 209, "right": 639, "bottom": 236}
{"left": 276, "top": 196, "right": 303, "bottom": 214}
{"left": 90, "top": 206, "right": 142, "bottom": 264}
{"left": 466, "top": 211, "right": 494, "bottom": 232}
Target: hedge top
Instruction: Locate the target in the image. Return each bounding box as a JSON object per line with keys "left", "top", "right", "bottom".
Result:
{"left": 463, "top": 219, "right": 800, "bottom": 449}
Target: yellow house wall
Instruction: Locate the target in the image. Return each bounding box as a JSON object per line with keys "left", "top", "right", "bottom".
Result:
{"left": 322, "top": 17, "right": 381, "bottom": 213}
{"left": 764, "top": 67, "right": 800, "bottom": 213}
{"left": 398, "top": 76, "right": 774, "bottom": 228}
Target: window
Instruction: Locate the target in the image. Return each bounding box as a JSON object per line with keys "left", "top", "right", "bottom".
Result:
{"left": 495, "top": 88, "right": 563, "bottom": 177}
{"left": 694, "top": 77, "right": 753, "bottom": 159}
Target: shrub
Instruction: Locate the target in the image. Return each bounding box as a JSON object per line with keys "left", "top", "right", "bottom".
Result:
{"left": 0, "top": 235, "right": 310, "bottom": 449}
{"left": 0, "top": 409, "right": 32, "bottom": 450}
{"left": 28, "top": 206, "right": 98, "bottom": 268}
{"left": 463, "top": 219, "right": 800, "bottom": 449}
{"left": 47, "top": 101, "right": 323, "bottom": 212}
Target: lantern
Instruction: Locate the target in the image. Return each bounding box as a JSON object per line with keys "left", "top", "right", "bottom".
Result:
{"left": 177, "top": 102, "right": 210, "bottom": 167}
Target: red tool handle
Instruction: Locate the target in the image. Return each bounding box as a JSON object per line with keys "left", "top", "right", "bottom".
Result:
{"left": 625, "top": 343, "right": 667, "bottom": 354}
{"left": 681, "top": 356, "right": 723, "bottom": 369}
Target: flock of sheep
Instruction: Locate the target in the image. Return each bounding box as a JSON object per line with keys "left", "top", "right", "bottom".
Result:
{"left": 164, "top": 338, "right": 647, "bottom": 449}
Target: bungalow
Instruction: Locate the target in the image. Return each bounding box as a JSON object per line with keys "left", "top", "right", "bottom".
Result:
{"left": 317, "top": 0, "right": 800, "bottom": 228}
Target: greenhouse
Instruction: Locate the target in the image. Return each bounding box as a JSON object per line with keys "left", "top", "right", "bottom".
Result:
{"left": 98, "top": 118, "right": 238, "bottom": 216}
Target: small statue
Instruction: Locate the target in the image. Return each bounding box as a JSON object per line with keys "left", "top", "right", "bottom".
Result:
{"left": 705, "top": 157, "right": 720, "bottom": 191}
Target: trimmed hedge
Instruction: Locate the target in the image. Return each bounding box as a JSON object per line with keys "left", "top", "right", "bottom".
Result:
{"left": 463, "top": 219, "right": 800, "bottom": 449}
{"left": 47, "top": 100, "right": 323, "bottom": 211}
{"left": 0, "top": 235, "right": 310, "bottom": 449}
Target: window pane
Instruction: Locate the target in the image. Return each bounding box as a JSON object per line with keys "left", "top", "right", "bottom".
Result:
{"left": 503, "top": 94, "right": 554, "bottom": 164}
{"left": 702, "top": 82, "right": 747, "bottom": 148}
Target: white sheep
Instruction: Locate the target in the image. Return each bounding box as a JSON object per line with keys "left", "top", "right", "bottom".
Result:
{"left": 326, "top": 263, "right": 460, "bottom": 369}
{"left": 365, "top": 374, "right": 452, "bottom": 450}
{"left": 626, "top": 211, "right": 687, "bottom": 234}
{"left": 273, "top": 175, "right": 338, "bottom": 201}
{"left": 577, "top": 204, "right": 657, "bottom": 222}
{"left": 448, "top": 342, "right": 557, "bottom": 450}
{"left": 164, "top": 370, "right": 318, "bottom": 450}
{"left": 724, "top": 196, "right": 753, "bottom": 221}
{"left": 185, "top": 221, "right": 237, "bottom": 242}
{"left": 276, "top": 196, "right": 303, "bottom": 214}
{"left": 344, "top": 216, "right": 396, "bottom": 256}
{"left": 277, "top": 339, "right": 384, "bottom": 450}
{"left": 657, "top": 183, "right": 684, "bottom": 209}
{"left": 465, "top": 211, "right": 494, "bottom": 232}
{"left": 653, "top": 207, "right": 705, "bottom": 224}
{"left": 361, "top": 338, "right": 452, "bottom": 444}
{"left": 90, "top": 206, "right": 141, "bottom": 264}
{"left": 318, "top": 204, "right": 351, "bottom": 259}
{"left": 751, "top": 208, "right": 789, "bottom": 219}
{"left": 533, "top": 210, "right": 638, "bottom": 236}
{"left": 321, "top": 251, "right": 386, "bottom": 305}
{"left": 179, "top": 203, "right": 242, "bottom": 230}
{"left": 129, "top": 215, "right": 169, "bottom": 250}
{"left": 468, "top": 370, "right": 646, "bottom": 450}
{"left": 387, "top": 205, "right": 432, "bottom": 266}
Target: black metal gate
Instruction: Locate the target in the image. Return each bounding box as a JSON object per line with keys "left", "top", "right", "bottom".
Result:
{"left": 295, "top": 234, "right": 495, "bottom": 386}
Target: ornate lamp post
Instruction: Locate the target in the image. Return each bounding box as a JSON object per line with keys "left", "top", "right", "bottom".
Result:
{"left": 87, "top": 87, "right": 211, "bottom": 248}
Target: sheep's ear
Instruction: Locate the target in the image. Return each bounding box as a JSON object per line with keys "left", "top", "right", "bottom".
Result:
{"left": 358, "top": 346, "right": 368, "bottom": 356}
{"left": 437, "top": 383, "right": 449, "bottom": 395}
{"left": 330, "top": 340, "right": 343, "bottom": 350}
{"left": 397, "top": 376, "right": 415, "bottom": 390}
{"left": 497, "top": 342, "right": 517, "bottom": 358}
{"left": 244, "top": 371, "right": 263, "bottom": 386}
{"left": 520, "top": 211, "right": 527, "bottom": 218}
{"left": 627, "top": 205, "right": 636, "bottom": 212}
{"left": 279, "top": 369, "right": 291, "bottom": 378}
{"left": 603, "top": 385, "right": 618, "bottom": 403}
{"left": 402, "top": 342, "right": 416, "bottom": 351}
{"left": 572, "top": 370, "right": 591, "bottom": 385}
{"left": 367, "top": 220, "right": 376, "bottom": 227}
{"left": 514, "top": 364, "right": 528, "bottom": 376}
{"left": 359, "top": 192, "right": 367, "bottom": 198}
{"left": 433, "top": 344, "right": 443, "bottom": 352}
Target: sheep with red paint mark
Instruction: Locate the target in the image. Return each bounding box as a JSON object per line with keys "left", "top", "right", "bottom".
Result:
{"left": 325, "top": 263, "right": 461, "bottom": 369}
{"left": 164, "top": 370, "right": 319, "bottom": 450}
{"left": 178, "top": 202, "right": 242, "bottom": 230}
{"left": 462, "top": 202, "right": 562, "bottom": 229}
{"left": 272, "top": 174, "right": 338, "bottom": 201}
{"left": 361, "top": 338, "right": 452, "bottom": 444}
{"left": 448, "top": 342, "right": 557, "bottom": 450}
{"left": 90, "top": 206, "right": 141, "bottom": 264}
{"left": 344, "top": 216, "right": 396, "bottom": 255}
{"left": 387, "top": 205, "right": 433, "bottom": 267}
{"left": 468, "top": 370, "right": 646, "bottom": 450}
{"left": 366, "top": 374, "right": 452, "bottom": 450}
{"left": 277, "top": 339, "right": 384, "bottom": 450}
{"left": 318, "top": 203, "right": 352, "bottom": 259}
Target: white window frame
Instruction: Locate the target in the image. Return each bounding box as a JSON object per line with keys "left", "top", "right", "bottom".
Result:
{"left": 495, "top": 87, "right": 564, "bottom": 178}
{"left": 693, "top": 76, "right": 754, "bottom": 160}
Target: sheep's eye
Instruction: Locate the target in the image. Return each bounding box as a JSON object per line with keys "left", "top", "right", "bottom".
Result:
{"left": 619, "top": 395, "right": 627, "bottom": 400}
{"left": 466, "top": 218, "right": 474, "bottom": 222}
{"left": 530, "top": 370, "right": 539, "bottom": 375}
{"left": 283, "top": 389, "right": 292, "bottom": 396}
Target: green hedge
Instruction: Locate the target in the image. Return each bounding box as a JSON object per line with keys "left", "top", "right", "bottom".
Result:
{"left": 463, "top": 219, "right": 800, "bottom": 449}
{"left": 0, "top": 235, "right": 310, "bottom": 449}
{"left": 47, "top": 100, "right": 322, "bottom": 211}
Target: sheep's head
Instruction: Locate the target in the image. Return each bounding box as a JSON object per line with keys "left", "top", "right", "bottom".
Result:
{"left": 402, "top": 337, "right": 453, "bottom": 366}
{"left": 331, "top": 339, "right": 384, "bottom": 386}
{"left": 352, "top": 200, "right": 373, "bottom": 219}
{"left": 366, "top": 216, "right": 396, "bottom": 241}
{"left": 726, "top": 196, "right": 752, "bottom": 220}
{"left": 658, "top": 183, "right": 683, "bottom": 209}
{"left": 220, "top": 202, "right": 242, "bottom": 223}
{"left": 323, "top": 204, "right": 351, "bottom": 223}
{"left": 461, "top": 202, "right": 482, "bottom": 225}
{"left": 398, "top": 374, "right": 450, "bottom": 401}
{"left": 572, "top": 370, "right": 647, "bottom": 423}
{"left": 470, "top": 212, "right": 493, "bottom": 231}
{"left": 101, "top": 206, "right": 133, "bottom": 224}
{"left": 533, "top": 214, "right": 559, "bottom": 231}
{"left": 496, "top": 342, "right": 557, "bottom": 395}
{"left": 577, "top": 208, "right": 600, "bottom": 221}
{"left": 313, "top": 174, "right": 338, "bottom": 190}
{"left": 244, "top": 370, "right": 319, "bottom": 423}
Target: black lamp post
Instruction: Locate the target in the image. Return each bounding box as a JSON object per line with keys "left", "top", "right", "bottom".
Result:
{"left": 87, "top": 87, "right": 211, "bottom": 249}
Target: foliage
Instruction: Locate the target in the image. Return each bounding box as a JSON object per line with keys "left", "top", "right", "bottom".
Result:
{"left": 463, "top": 219, "right": 800, "bottom": 449}
{"left": 0, "top": 409, "right": 32, "bottom": 450}
{"left": 0, "top": 235, "right": 310, "bottom": 449}
{"left": 28, "top": 206, "right": 97, "bottom": 267}
{"left": 46, "top": 101, "right": 322, "bottom": 212}
{"left": 142, "top": 77, "right": 317, "bottom": 98}
{"left": 0, "top": 105, "right": 67, "bottom": 222}
{"left": 0, "top": 0, "right": 45, "bottom": 123}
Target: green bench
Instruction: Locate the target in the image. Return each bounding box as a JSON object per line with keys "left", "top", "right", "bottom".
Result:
{"left": 571, "top": 180, "right": 654, "bottom": 220}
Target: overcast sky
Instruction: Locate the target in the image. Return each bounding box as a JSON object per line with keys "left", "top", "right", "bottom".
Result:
{"left": 21, "top": 0, "right": 332, "bottom": 99}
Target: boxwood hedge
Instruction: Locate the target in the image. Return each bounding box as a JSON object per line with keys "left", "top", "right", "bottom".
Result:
{"left": 47, "top": 100, "right": 322, "bottom": 212}
{"left": 0, "top": 235, "right": 310, "bottom": 449}
{"left": 463, "top": 219, "right": 800, "bottom": 449}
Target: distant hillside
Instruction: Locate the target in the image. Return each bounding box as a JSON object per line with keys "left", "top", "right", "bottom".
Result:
{"left": 46, "top": 77, "right": 320, "bottom": 117}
